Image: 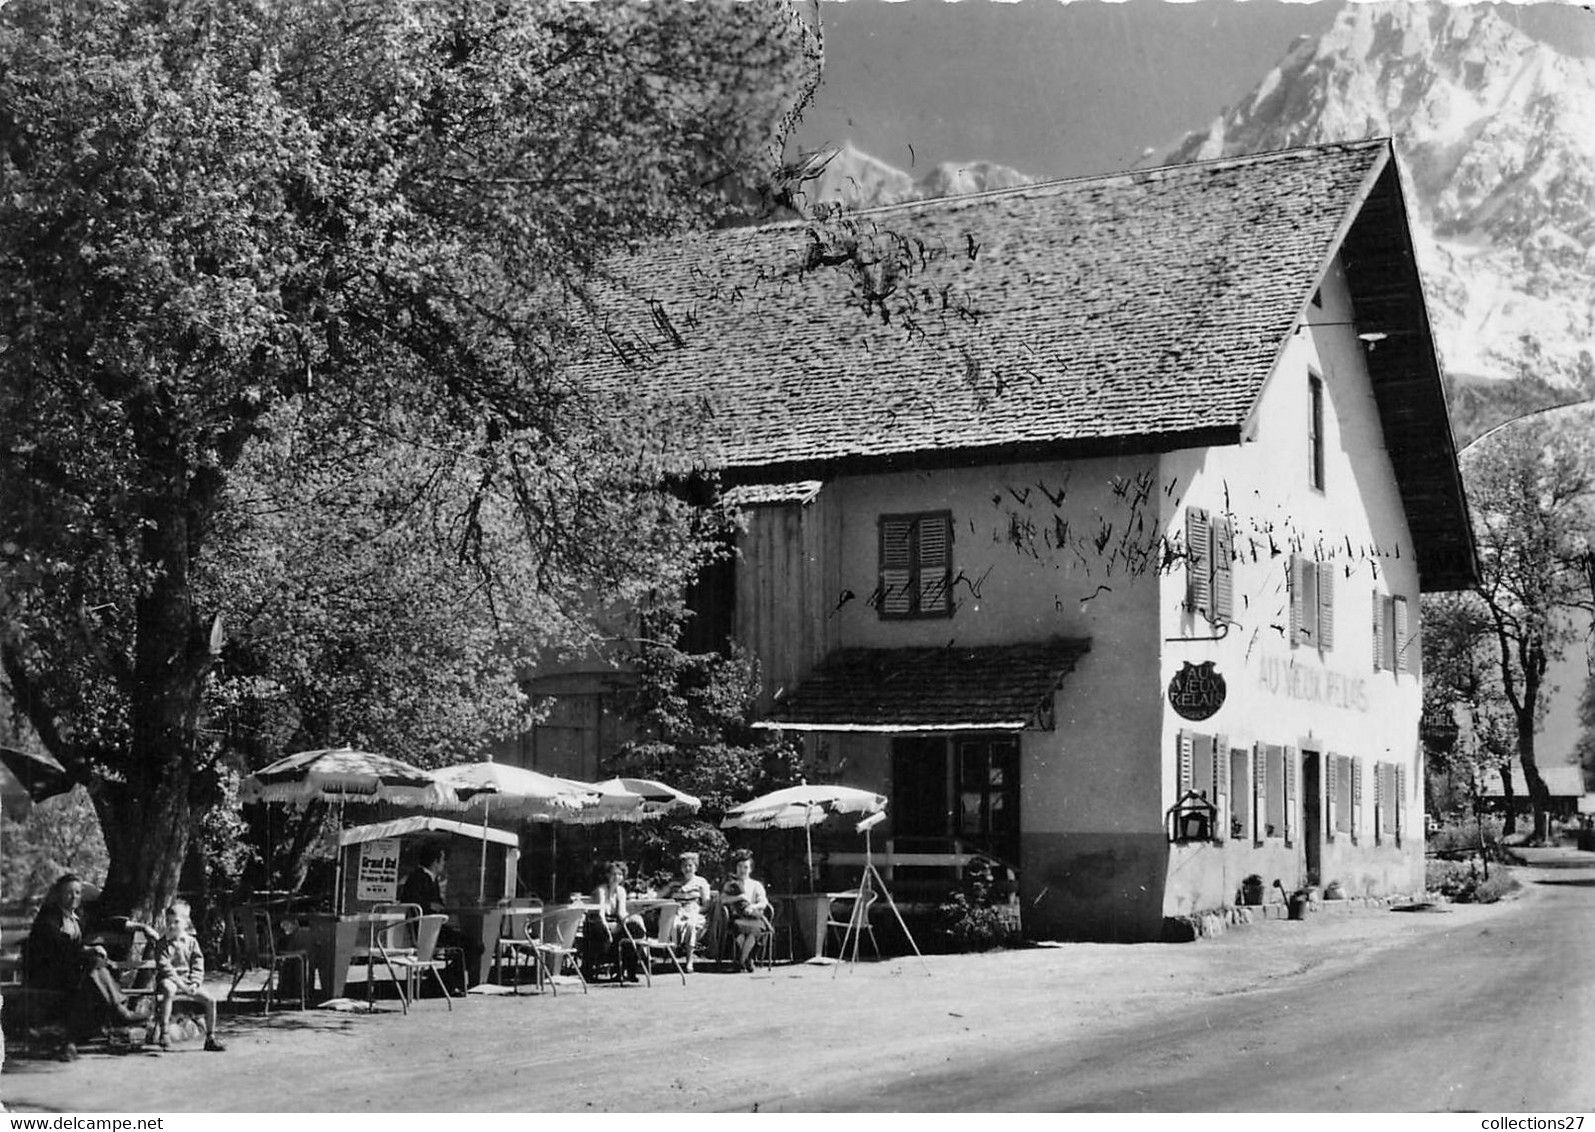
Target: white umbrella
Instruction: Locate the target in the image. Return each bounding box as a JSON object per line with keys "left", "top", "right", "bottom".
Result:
{"left": 722, "top": 784, "right": 887, "bottom": 891}
{"left": 241, "top": 747, "right": 454, "bottom": 911}
{"left": 434, "top": 758, "right": 595, "bottom": 902}
{"left": 590, "top": 777, "right": 700, "bottom": 818}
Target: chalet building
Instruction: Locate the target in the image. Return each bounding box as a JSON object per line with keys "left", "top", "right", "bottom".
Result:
{"left": 560, "top": 139, "right": 1477, "bottom": 941}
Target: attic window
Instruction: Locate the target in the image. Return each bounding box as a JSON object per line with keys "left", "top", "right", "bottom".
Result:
{"left": 1308, "top": 371, "right": 1326, "bottom": 492}
{"left": 878, "top": 512, "right": 953, "bottom": 620}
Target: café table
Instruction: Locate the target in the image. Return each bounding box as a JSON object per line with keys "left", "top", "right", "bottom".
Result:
{"left": 773, "top": 893, "right": 843, "bottom": 961}
{"left": 443, "top": 906, "right": 505, "bottom": 988}
{"left": 301, "top": 910, "right": 405, "bottom": 1003}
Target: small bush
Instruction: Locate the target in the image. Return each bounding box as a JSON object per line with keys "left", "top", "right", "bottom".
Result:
{"left": 1426, "top": 858, "right": 1520, "bottom": 903}
{"left": 1429, "top": 814, "right": 1507, "bottom": 859}
{"left": 933, "top": 857, "right": 1020, "bottom": 952}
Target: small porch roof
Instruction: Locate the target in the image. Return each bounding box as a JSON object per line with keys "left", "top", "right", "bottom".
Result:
{"left": 753, "top": 638, "right": 1091, "bottom": 733}
{"left": 336, "top": 815, "right": 520, "bottom": 848}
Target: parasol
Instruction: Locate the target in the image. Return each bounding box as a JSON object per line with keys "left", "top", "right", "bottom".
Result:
{"left": 722, "top": 784, "right": 887, "bottom": 891}
{"left": 241, "top": 747, "right": 454, "bottom": 911}
{"left": 590, "top": 777, "right": 700, "bottom": 818}
{"left": 434, "top": 758, "right": 594, "bottom": 903}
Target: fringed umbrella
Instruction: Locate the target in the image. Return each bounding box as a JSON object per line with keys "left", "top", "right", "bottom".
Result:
{"left": 241, "top": 747, "right": 454, "bottom": 911}
{"left": 722, "top": 784, "right": 887, "bottom": 892}
{"left": 434, "top": 758, "right": 594, "bottom": 903}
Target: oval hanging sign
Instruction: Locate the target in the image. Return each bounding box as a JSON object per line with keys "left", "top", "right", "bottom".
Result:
{"left": 1169, "top": 661, "right": 1226, "bottom": 721}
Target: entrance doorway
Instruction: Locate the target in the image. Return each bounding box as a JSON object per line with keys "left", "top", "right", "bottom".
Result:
{"left": 1303, "top": 750, "right": 1322, "bottom": 886}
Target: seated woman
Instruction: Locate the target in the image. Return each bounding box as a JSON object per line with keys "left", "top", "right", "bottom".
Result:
{"left": 588, "top": 862, "right": 646, "bottom": 982}
{"left": 722, "top": 849, "right": 771, "bottom": 972}
{"left": 665, "top": 851, "right": 713, "bottom": 973}
{"left": 23, "top": 874, "right": 149, "bottom": 1054}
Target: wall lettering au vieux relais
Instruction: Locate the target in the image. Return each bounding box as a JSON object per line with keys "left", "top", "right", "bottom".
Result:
{"left": 1253, "top": 655, "right": 1369, "bottom": 713}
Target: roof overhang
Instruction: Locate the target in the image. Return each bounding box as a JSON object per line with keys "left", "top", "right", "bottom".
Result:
{"left": 1337, "top": 149, "right": 1478, "bottom": 592}
{"left": 337, "top": 816, "right": 520, "bottom": 848}
{"left": 753, "top": 638, "right": 1091, "bottom": 734}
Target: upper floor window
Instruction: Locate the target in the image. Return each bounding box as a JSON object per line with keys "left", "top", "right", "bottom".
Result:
{"left": 878, "top": 511, "right": 952, "bottom": 619}
{"left": 1372, "top": 591, "right": 1416, "bottom": 675}
{"left": 1288, "top": 555, "right": 1335, "bottom": 650}
{"left": 1184, "top": 508, "right": 1234, "bottom": 623}
{"left": 1308, "top": 372, "right": 1326, "bottom": 492}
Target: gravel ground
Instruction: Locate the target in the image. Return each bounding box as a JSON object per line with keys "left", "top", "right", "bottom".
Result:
{"left": 0, "top": 888, "right": 1519, "bottom": 1113}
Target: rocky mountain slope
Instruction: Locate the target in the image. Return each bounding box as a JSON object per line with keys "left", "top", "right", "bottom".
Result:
{"left": 799, "top": 5, "right": 1595, "bottom": 444}
{"left": 1164, "top": 2, "right": 1595, "bottom": 437}
{"left": 795, "top": 140, "right": 1034, "bottom": 211}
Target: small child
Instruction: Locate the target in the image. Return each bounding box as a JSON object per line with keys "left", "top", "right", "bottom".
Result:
{"left": 150, "top": 903, "right": 225, "bottom": 1052}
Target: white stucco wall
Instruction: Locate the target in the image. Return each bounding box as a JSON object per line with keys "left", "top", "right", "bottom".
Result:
{"left": 1157, "top": 254, "right": 1427, "bottom": 912}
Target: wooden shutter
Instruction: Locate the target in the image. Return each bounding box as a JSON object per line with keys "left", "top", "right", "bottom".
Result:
{"left": 1395, "top": 763, "right": 1407, "bottom": 845}
{"left": 1316, "top": 561, "right": 1335, "bottom": 651}
{"left": 1372, "top": 591, "right": 1384, "bottom": 671}
{"left": 1351, "top": 754, "right": 1363, "bottom": 844}
{"left": 1214, "top": 733, "right": 1230, "bottom": 841}
{"left": 1177, "top": 730, "right": 1193, "bottom": 797}
{"left": 1253, "top": 744, "right": 1267, "bottom": 846}
{"left": 1288, "top": 557, "right": 1304, "bottom": 645}
{"left": 1325, "top": 753, "right": 1338, "bottom": 842}
{"left": 1186, "top": 508, "right": 1211, "bottom": 616}
{"left": 918, "top": 514, "right": 951, "bottom": 615}
{"left": 1373, "top": 761, "right": 1386, "bottom": 843}
{"left": 879, "top": 518, "right": 914, "bottom": 617}
{"left": 1284, "top": 746, "right": 1298, "bottom": 847}
{"left": 1394, "top": 595, "right": 1411, "bottom": 674}
{"left": 1212, "top": 519, "right": 1234, "bottom": 622}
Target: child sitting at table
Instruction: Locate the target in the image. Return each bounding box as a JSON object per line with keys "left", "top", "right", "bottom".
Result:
{"left": 150, "top": 902, "right": 225, "bottom": 1052}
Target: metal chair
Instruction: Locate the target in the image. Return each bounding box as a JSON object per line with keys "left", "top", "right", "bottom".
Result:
{"left": 623, "top": 901, "right": 688, "bottom": 987}
{"left": 225, "top": 905, "right": 308, "bottom": 1012}
{"left": 491, "top": 906, "right": 542, "bottom": 992}
{"left": 530, "top": 907, "right": 589, "bottom": 996}
{"left": 825, "top": 888, "right": 881, "bottom": 961}
{"left": 383, "top": 914, "right": 454, "bottom": 1010}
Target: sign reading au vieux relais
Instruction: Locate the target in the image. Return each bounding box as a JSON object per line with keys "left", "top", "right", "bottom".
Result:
{"left": 1168, "top": 661, "right": 1226, "bottom": 721}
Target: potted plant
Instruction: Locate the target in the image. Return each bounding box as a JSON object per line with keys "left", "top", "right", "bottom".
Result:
{"left": 1240, "top": 874, "right": 1265, "bottom": 906}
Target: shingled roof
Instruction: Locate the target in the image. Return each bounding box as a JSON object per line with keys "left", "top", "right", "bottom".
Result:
{"left": 578, "top": 138, "right": 1475, "bottom": 590}
{"left": 753, "top": 639, "right": 1091, "bottom": 733}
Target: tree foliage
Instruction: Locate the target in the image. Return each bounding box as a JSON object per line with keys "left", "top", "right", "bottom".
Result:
{"left": 1454, "top": 417, "right": 1595, "bottom": 841}
{"left": 0, "top": 0, "right": 821, "bottom": 916}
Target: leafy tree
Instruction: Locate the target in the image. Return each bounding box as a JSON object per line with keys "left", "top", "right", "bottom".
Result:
{"left": 1459, "top": 418, "right": 1595, "bottom": 842}
{"left": 602, "top": 602, "right": 806, "bottom": 885}
{"left": 0, "top": 0, "right": 821, "bottom": 917}
{"left": 1573, "top": 669, "right": 1595, "bottom": 795}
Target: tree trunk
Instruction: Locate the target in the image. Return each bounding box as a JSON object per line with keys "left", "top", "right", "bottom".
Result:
{"left": 1519, "top": 732, "right": 1552, "bottom": 844}
{"left": 1499, "top": 758, "right": 1517, "bottom": 835}
{"left": 95, "top": 771, "right": 194, "bottom": 921}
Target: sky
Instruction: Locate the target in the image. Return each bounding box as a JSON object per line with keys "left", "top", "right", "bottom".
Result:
{"left": 796, "top": 0, "right": 1595, "bottom": 180}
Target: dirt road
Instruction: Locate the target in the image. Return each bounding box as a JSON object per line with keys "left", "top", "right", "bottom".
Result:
{"left": 0, "top": 878, "right": 1553, "bottom": 1113}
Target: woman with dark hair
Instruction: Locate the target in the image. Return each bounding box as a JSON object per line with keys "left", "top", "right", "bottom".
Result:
{"left": 723, "top": 850, "right": 771, "bottom": 972}
{"left": 24, "top": 874, "right": 148, "bottom": 1051}
{"left": 588, "top": 861, "right": 646, "bottom": 981}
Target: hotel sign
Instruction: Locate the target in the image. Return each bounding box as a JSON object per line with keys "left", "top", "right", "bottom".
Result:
{"left": 1168, "top": 661, "right": 1226, "bottom": 721}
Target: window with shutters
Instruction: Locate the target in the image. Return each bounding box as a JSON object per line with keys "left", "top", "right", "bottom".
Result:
{"left": 1374, "top": 760, "right": 1403, "bottom": 843}
{"left": 1176, "top": 730, "right": 1226, "bottom": 842}
{"left": 1308, "top": 371, "right": 1326, "bottom": 492}
{"left": 1372, "top": 591, "right": 1416, "bottom": 675}
{"left": 1263, "top": 744, "right": 1284, "bottom": 839}
{"left": 1331, "top": 753, "right": 1352, "bottom": 835}
{"left": 1288, "top": 556, "right": 1334, "bottom": 650}
{"left": 1185, "top": 508, "right": 1235, "bottom": 624}
{"left": 1229, "top": 746, "right": 1250, "bottom": 841}
{"left": 878, "top": 512, "right": 953, "bottom": 620}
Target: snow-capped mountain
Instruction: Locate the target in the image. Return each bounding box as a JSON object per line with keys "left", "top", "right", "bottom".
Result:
{"left": 795, "top": 141, "right": 1034, "bottom": 211}
{"left": 1166, "top": 2, "right": 1595, "bottom": 401}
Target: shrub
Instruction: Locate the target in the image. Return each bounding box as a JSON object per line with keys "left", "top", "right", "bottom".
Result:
{"left": 1429, "top": 813, "right": 1507, "bottom": 859}
{"left": 1426, "top": 858, "right": 1521, "bottom": 903}
{"left": 933, "top": 856, "right": 1020, "bottom": 952}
